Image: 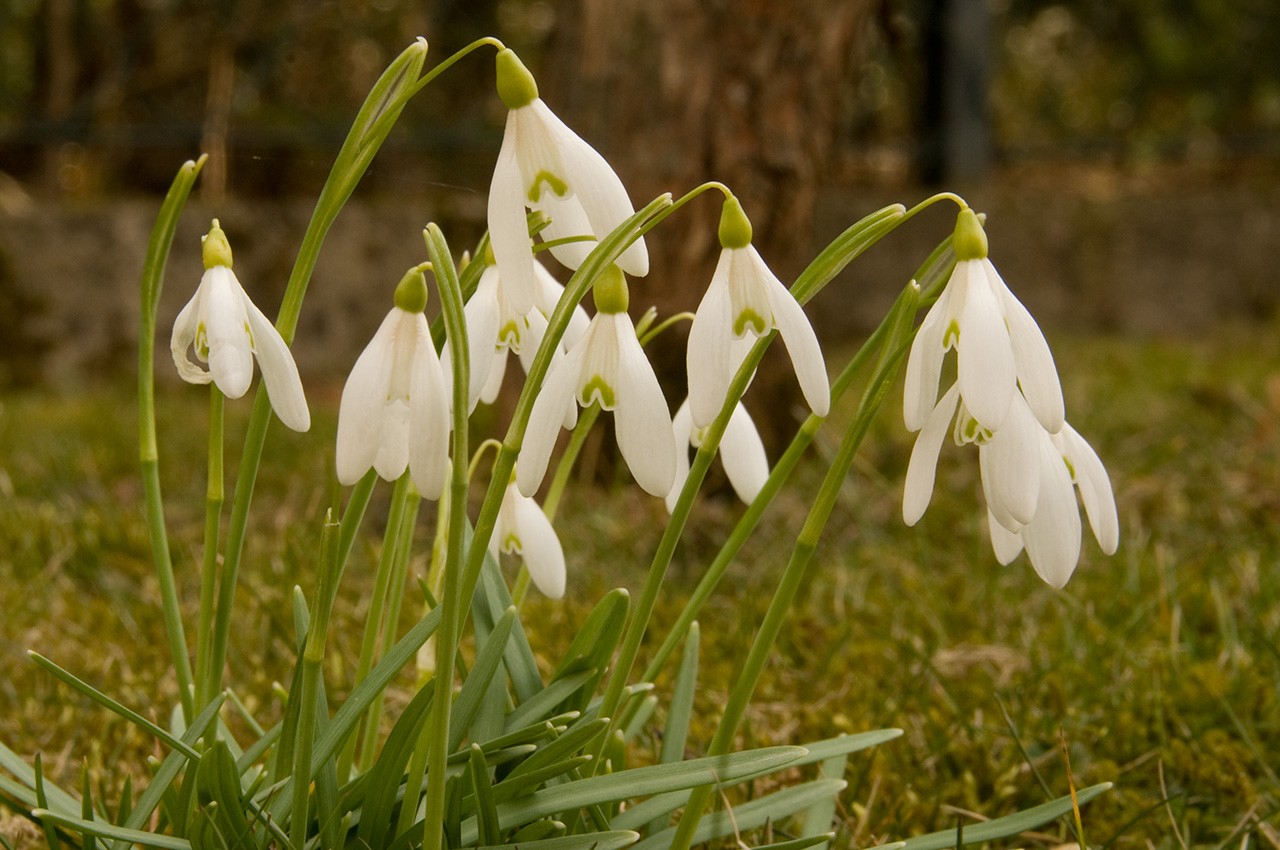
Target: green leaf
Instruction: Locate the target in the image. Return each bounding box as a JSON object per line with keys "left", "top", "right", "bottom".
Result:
{"left": 468, "top": 746, "right": 500, "bottom": 846}
{"left": 472, "top": 832, "right": 640, "bottom": 850}
{"left": 475, "top": 537, "right": 543, "bottom": 702}
{"left": 27, "top": 654, "right": 200, "bottom": 760}
{"left": 802, "top": 750, "right": 848, "bottom": 847}
{"left": 614, "top": 730, "right": 900, "bottom": 832}
{"left": 505, "top": 670, "right": 597, "bottom": 732}
{"left": 450, "top": 606, "right": 517, "bottom": 751}
{"left": 355, "top": 683, "right": 435, "bottom": 850}
{"left": 34, "top": 754, "right": 62, "bottom": 850}
{"left": 0, "top": 740, "right": 79, "bottom": 815}
{"left": 461, "top": 746, "right": 807, "bottom": 843}
{"left": 504, "top": 718, "right": 610, "bottom": 784}
{"left": 632, "top": 778, "right": 846, "bottom": 850}
{"left": 30, "top": 810, "right": 191, "bottom": 850}
{"left": 791, "top": 204, "right": 907, "bottom": 303}
{"left": 492, "top": 755, "right": 594, "bottom": 805}
{"left": 864, "top": 783, "right": 1114, "bottom": 850}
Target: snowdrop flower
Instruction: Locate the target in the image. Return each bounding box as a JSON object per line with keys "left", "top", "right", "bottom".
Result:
{"left": 488, "top": 48, "right": 648, "bottom": 314}
{"left": 687, "top": 196, "right": 829, "bottom": 430}
{"left": 451, "top": 254, "right": 590, "bottom": 411}
{"left": 904, "top": 382, "right": 1118, "bottom": 587}
{"left": 903, "top": 208, "right": 1063, "bottom": 435}
{"left": 518, "top": 265, "right": 675, "bottom": 498}
{"left": 666, "top": 399, "right": 769, "bottom": 514}
{"left": 987, "top": 422, "right": 1120, "bottom": 587}
{"left": 171, "top": 220, "right": 310, "bottom": 431}
{"left": 491, "top": 479, "right": 567, "bottom": 599}
{"left": 335, "top": 266, "right": 450, "bottom": 500}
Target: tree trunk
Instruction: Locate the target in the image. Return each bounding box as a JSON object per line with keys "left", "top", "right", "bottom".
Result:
{"left": 544, "top": 0, "right": 878, "bottom": 448}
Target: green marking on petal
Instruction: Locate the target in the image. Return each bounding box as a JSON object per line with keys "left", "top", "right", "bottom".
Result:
{"left": 581, "top": 375, "right": 616, "bottom": 409}
{"left": 499, "top": 320, "right": 523, "bottom": 347}
{"left": 244, "top": 321, "right": 254, "bottom": 347}
{"left": 528, "top": 170, "right": 568, "bottom": 202}
{"left": 944, "top": 319, "right": 960, "bottom": 349}
{"left": 196, "top": 323, "right": 209, "bottom": 358}
{"left": 502, "top": 532, "right": 522, "bottom": 554}
{"left": 733, "top": 308, "right": 768, "bottom": 337}
{"left": 1063, "top": 454, "right": 1076, "bottom": 481}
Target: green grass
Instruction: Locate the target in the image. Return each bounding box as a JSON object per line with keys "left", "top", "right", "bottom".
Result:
{"left": 2, "top": 322, "right": 1279, "bottom": 849}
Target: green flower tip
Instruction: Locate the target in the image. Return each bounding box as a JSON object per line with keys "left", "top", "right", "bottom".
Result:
{"left": 952, "top": 208, "right": 988, "bottom": 261}
{"left": 201, "top": 219, "right": 233, "bottom": 269}
{"left": 496, "top": 49, "right": 539, "bottom": 110}
{"left": 718, "top": 195, "right": 753, "bottom": 249}
{"left": 592, "top": 265, "right": 629, "bottom": 314}
{"left": 483, "top": 240, "right": 497, "bottom": 267}
{"left": 394, "top": 265, "right": 430, "bottom": 313}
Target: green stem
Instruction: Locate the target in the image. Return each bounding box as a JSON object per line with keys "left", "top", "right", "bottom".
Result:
{"left": 291, "top": 513, "right": 341, "bottom": 850}
{"left": 640, "top": 234, "right": 959, "bottom": 682}
{"left": 336, "top": 474, "right": 412, "bottom": 780}
{"left": 668, "top": 285, "right": 921, "bottom": 850}
{"left": 194, "top": 388, "right": 225, "bottom": 711}
{"left": 206, "top": 41, "right": 429, "bottom": 700}
{"left": 419, "top": 224, "right": 471, "bottom": 850}
{"left": 138, "top": 156, "right": 205, "bottom": 720}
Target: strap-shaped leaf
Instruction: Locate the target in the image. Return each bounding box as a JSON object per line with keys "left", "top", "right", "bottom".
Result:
{"left": 450, "top": 607, "right": 517, "bottom": 751}
{"left": 864, "top": 783, "right": 1114, "bottom": 850}
{"left": 505, "top": 670, "right": 597, "bottom": 732}
{"left": 504, "top": 718, "right": 610, "bottom": 783}
{"left": 460, "top": 746, "right": 807, "bottom": 844}
{"left": 0, "top": 740, "right": 79, "bottom": 815}
{"left": 472, "top": 832, "right": 639, "bottom": 850}
{"left": 355, "top": 683, "right": 435, "bottom": 850}
{"left": 632, "top": 779, "right": 846, "bottom": 850}
{"left": 30, "top": 810, "right": 191, "bottom": 850}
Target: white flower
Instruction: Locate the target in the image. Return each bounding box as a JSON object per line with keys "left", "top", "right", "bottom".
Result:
{"left": 488, "top": 49, "right": 647, "bottom": 315}
{"left": 170, "top": 221, "right": 310, "bottom": 432}
{"left": 904, "top": 382, "right": 1118, "bottom": 587}
{"left": 687, "top": 197, "right": 828, "bottom": 429}
{"left": 450, "top": 259, "right": 590, "bottom": 411}
{"left": 665, "top": 399, "right": 769, "bottom": 514}
{"left": 490, "top": 481, "right": 566, "bottom": 599}
{"left": 903, "top": 209, "right": 1063, "bottom": 435}
{"left": 335, "top": 269, "right": 450, "bottom": 499}
{"left": 518, "top": 267, "right": 674, "bottom": 498}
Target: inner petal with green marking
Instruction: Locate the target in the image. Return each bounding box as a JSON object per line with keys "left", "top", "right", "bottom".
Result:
{"left": 733, "top": 308, "right": 768, "bottom": 337}
{"left": 527, "top": 170, "right": 568, "bottom": 202}
{"left": 580, "top": 375, "right": 616, "bottom": 409}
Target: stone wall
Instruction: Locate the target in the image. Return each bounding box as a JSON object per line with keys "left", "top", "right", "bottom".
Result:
{"left": 2, "top": 177, "right": 1277, "bottom": 387}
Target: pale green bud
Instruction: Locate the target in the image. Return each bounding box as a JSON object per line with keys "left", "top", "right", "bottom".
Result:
{"left": 394, "top": 265, "right": 430, "bottom": 313}
{"left": 201, "top": 219, "right": 233, "bottom": 269}
{"left": 718, "top": 195, "right": 753, "bottom": 249}
{"left": 953, "top": 208, "right": 988, "bottom": 261}
{"left": 592, "top": 265, "right": 629, "bottom": 314}
{"left": 496, "top": 49, "right": 539, "bottom": 110}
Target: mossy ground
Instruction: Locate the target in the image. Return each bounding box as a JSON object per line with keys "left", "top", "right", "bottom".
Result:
{"left": 1, "top": 323, "right": 1278, "bottom": 849}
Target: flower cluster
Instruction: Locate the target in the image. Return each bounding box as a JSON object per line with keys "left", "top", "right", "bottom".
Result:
{"left": 902, "top": 209, "right": 1118, "bottom": 586}
{"left": 170, "top": 52, "right": 1115, "bottom": 600}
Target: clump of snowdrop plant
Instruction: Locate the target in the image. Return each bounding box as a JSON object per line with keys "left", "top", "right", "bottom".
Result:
{"left": 5, "top": 35, "right": 1117, "bottom": 850}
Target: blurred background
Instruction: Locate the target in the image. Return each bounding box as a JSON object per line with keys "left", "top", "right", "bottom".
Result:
{"left": 2, "top": 0, "right": 1279, "bottom": 390}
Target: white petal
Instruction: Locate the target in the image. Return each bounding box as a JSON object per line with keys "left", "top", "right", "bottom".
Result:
{"left": 533, "top": 261, "right": 589, "bottom": 348}
{"left": 336, "top": 310, "right": 400, "bottom": 485}
{"left": 244, "top": 296, "right": 310, "bottom": 432}
{"left": 511, "top": 491, "right": 567, "bottom": 599}
{"left": 986, "top": 262, "right": 1064, "bottom": 432}
{"left": 373, "top": 401, "right": 411, "bottom": 482}
{"left": 903, "top": 284, "right": 953, "bottom": 432}
{"left": 203, "top": 267, "right": 254, "bottom": 399}
{"left": 903, "top": 383, "right": 960, "bottom": 525}
{"left": 534, "top": 100, "right": 648, "bottom": 277}
{"left": 609, "top": 315, "right": 675, "bottom": 497}
{"left": 988, "top": 509, "right": 1025, "bottom": 565}
{"left": 170, "top": 283, "right": 213, "bottom": 385}
{"left": 956, "top": 260, "right": 1015, "bottom": 431}
{"left": 721, "top": 402, "right": 769, "bottom": 505}
{"left": 979, "top": 444, "right": 1023, "bottom": 533}
{"left": 1057, "top": 424, "right": 1119, "bottom": 555}
{"left": 458, "top": 266, "right": 504, "bottom": 413}
{"left": 408, "top": 314, "right": 451, "bottom": 500}
{"left": 687, "top": 252, "right": 735, "bottom": 429}
{"left": 978, "top": 394, "right": 1041, "bottom": 527}
{"left": 488, "top": 113, "right": 536, "bottom": 315}
{"left": 665, "top": 401, "right": 695, "bottom": 514}
{"left": 761, "top": 253, "right": 829, "bottom": 417}
{"left": 517, "top": 334, "right": 587, "bottom": 497}
{"left": 1022, "top": 430, "right": 1082, "bottom": 588}
{"left": 479, "top": 349, "right": 508, "bottom": 404}
{"left": 536, "top": 190, "right": 596, "bottom": 270}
